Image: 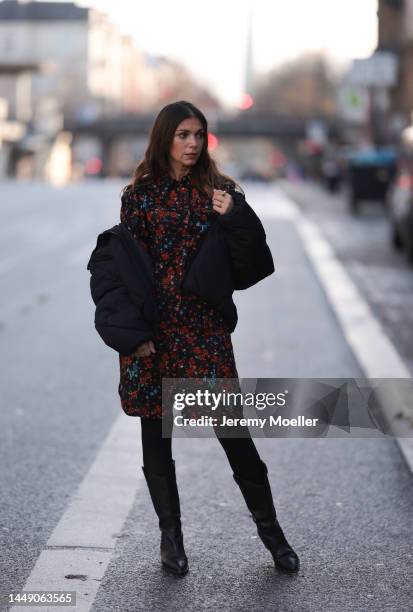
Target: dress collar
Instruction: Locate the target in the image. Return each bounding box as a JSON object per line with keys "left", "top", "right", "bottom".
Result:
{"left": 157, "top": 170, "right": 193, "bottom": 190}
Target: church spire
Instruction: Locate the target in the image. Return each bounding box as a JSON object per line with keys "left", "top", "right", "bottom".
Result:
{"left": 245, "top": 4, "right": 255, "bottom": 95}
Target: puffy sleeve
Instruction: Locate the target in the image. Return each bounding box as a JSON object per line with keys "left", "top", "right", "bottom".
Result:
{"left": 120, "top": 187, "right": 151, "bottom": 254}
{"left": 217, "top": 188, "right": 275, "bottom": 290}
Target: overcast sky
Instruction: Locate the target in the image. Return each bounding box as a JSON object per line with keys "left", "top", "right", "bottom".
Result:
{"left": 35, "top": 0, "right": 378, "bottom": 108}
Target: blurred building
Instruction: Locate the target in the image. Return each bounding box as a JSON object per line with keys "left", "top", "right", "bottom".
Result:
{"left": 0, "top": 0, "right": 151, "bottom": 121}
{"left": 0, "top": 96, "right": 25, "bottom": 176}
{"left": 0, "top": 0, "right": 221, "bottom": 120}
{"left": 0, "top": 0, "right": 221, "bottom": 180}
{"left": 378, "top": 0, "right": 413, "bottom": 125}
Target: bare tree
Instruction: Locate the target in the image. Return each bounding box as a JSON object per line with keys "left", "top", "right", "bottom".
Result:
{"left": 252, "top": 52, "right": 340, "bottom": 118}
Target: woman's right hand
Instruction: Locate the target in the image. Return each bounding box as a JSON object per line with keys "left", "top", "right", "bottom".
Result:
{"left": 135, "top": 340, "right": 156, "bottom": 357}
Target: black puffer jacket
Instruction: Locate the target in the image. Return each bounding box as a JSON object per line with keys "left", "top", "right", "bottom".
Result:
{"left": 86, "top": 190, "right": 274, "bottom": 355}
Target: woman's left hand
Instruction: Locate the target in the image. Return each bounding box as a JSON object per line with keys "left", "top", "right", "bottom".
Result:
{"left": 212, "top": 189, "right": 234, "bottom": 215}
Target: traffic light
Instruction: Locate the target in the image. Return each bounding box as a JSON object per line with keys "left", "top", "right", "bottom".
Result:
{"left": 85, "top": 157, "right": 102, "bottom": 175}
{"left": 208, "top": 132, "right": 219, "bottom": 151}
{"left": 237, "top": 93, "right": 254, "bottom": 110}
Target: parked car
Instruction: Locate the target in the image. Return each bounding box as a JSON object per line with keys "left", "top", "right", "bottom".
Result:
{"left": 387, "top": 128, "right": 413, "bottom": 263}
{"left": 344, "top": 147, "right": 397, "bottom": 214}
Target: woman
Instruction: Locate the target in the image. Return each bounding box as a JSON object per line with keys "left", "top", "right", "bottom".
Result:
{"left": 118, "top": 100, "right": 300, "bottom": 576}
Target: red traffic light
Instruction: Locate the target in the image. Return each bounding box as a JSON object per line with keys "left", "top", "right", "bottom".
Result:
{"left": 208, "top": 132, "right": 219, "bottom": 151}
{"left": 237, "top": 93, "right": 254, "bottom": 110}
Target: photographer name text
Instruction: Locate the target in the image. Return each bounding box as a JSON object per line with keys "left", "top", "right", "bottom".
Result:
{"left": 174, "top": 415, "right": 319, "bottom": 428}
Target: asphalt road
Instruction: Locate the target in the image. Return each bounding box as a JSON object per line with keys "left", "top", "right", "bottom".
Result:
{"left": 0, "top": 179, "right": 412, "bottom": 612}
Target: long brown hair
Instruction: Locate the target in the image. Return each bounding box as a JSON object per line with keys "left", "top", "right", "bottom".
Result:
{"left": 122, "top": 100, "right": 242, "bottom": 198}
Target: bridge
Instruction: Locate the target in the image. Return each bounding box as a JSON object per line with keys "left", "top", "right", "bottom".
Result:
{"left": 64, "top": 113, "right": 341, "bottom": 177}
{"left": 65, "top": 113, "right": 341, "bottom": 139}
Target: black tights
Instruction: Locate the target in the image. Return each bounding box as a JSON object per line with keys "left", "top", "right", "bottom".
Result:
{"left": 141, "top": 418, "right": 265, "bottom": 482}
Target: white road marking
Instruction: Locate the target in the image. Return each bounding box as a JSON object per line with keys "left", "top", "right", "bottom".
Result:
{"left": 286, "top": 195, "right": 413, "bottom": 470}
{"left": 295, "top": 218, "right": 410, "bottom": 378}
{"left": 254, "top": 183, "right": 410, "bottom": 377}
{"left": 256, "top": 184, "right": 412, "bottom": 463}
{"left": 248, "top": 185, "right": 299, "bottom": 220}
{"left": 11, "top": 414, "right": 141, "bottom": 612}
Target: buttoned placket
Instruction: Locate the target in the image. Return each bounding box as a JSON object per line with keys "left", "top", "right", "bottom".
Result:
{"left": 172, "top": 176, "right": 192, "bottom": 315}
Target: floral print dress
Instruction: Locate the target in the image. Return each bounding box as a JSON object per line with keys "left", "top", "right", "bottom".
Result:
{"left": 118, "top": 172, "right": 239, "bottom": 419}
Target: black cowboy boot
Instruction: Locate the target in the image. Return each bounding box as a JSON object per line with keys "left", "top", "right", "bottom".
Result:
{"left": 141, "top": 459, "right": 189, "bottom": 576}
{"left": 233, "top": 459, "right": 300, "bottom": 574}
